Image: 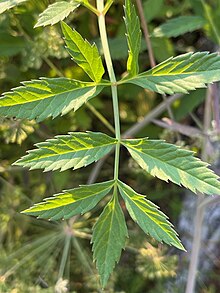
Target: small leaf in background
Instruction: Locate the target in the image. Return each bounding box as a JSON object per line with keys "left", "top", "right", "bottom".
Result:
{"left": 122, "top": 138, "right": 220, "bottom": 195}
{"left": 143, "top": 0, "right": 164, "bottom": 22}
{"left": 0, "top": 0, "right": 27, "bottom": 14}
{"left": 22, "top": 180, "right": 114, "bottom": 220}
{"left": 153, "top": 16, "right": 206, "bottom": 38}
{"left": 118, "top": 180, "right": 184, "bottom": 250}
{"left": 15, "top": 132, "right": 117, "bottom": 172}
{"left": 35, "top": 1, "right": 80, "bottom": 28}
{"left": 61, "top": 22, "right": 105, "bottom": 82}
{"left": 126, "top": 52, "right": 220, "bottom": 95}
{"left": 0, "top": 78, "right": 104, "bottom": 121}
{"left": 92, "top": 194, "right": 128, "bottom": 287}
{"left": 0, "top": 33, "right": 25, "bottom": 57}
{"left": 124, "top": 0, "right": 141, "bottom": 76}
{"left": 173, "top": 88, "right": 206, "bottom": 121}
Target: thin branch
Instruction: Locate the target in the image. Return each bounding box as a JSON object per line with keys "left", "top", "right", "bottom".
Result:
{"left": 152, "top": 118, "right": 203, "bottom": 138}
{"left": 135, "top": 0, "right": 155, "bottom": 68}
{"left": 135, "top": 0, "right": 177, "bottom": 133}
{"left": 185, "top": 85, "right": 213, "bottom": 293}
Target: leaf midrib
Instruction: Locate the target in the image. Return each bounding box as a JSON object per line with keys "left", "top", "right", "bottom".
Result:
{"left": 1, "top": 83, "right": 97, "bottom": 106}
{"left": 64, "top": 27, "right": 98, "bottom": 81}
{"left": 123, "top": 142, "right": 210, "bottom": 184}
{"left": 119, "top": 186, "right": 177, "bottom": 242}
{"left": 25, "top": 141, "right": 116, "bottom": 161}
{"left": 29, "top": 183, "right": 114, "bottom": 211}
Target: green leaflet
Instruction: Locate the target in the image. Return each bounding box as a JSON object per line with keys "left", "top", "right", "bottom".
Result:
{"left": 153, "top": 16, "right": 206, "bottom": 38}
{"left": 61, "top": 22, "right": 105, "bottom": 83}
{"left": 123, "top": 52, "right": 220, "bottom": 95}
{"left": 22, "top": 180, "right": 115, "bottom": 220}
{"left": 92, "top": 194, "right": 128, "bottom": 287}
{"left": 124, "top": 0, "right": 141, "bottom": 76}
{"left": 122, "top": 138, "right": 220, "bottom": 195}
{"left": 0, "top": 78, "right": 104, "bottom": 122}
{"left": 35, "top": 1, "right": 80, "bottom": 27}
{"left": 15, "top": 132, "right": 117, "bottom": 172}
{"left": 0, "top": 0, "right": 27, "bottom": 14}
{"left": 117, "top": 180, "right": 184, "bottom": 250}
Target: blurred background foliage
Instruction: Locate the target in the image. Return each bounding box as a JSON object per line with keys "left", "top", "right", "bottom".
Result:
{"left": 0, "top": 0, "right": 220, "bottom": 292}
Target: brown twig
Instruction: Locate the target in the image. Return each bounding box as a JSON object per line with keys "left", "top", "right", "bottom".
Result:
{"left": 135, "top": 0, "right": 178, "bottom": 136}
{"left": 135, "top": 0, "right": 155, "bottom": 68}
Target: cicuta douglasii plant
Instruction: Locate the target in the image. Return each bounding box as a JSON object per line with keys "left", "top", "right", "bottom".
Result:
{"left": 2, "top": 0, "right": 220, "bottom": 287}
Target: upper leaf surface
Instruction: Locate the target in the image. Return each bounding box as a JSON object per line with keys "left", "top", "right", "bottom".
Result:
{"left": 125, "top": 52, "right": 220, "bottom": 94}
{"left": 122, "top": 138, "right": 220, "bottom": 195}
{"left": 118, "top": 180, "right": 184, "bottom": 250}
{"left": 92, "top": 195, "right": 128, "bottom": 287}
{"left": 153, "top": 16, "right": 206, "bottom": 38}
{"left": 0, "top": 0, "right": 27, "bottom": 14}
{"left": 61, "top": 22, "right": 105, "bottom": 82}
{"left": 35, "top": 1, "right": 80, "bottom": 28}
{"left": 0, "top": 78, "right": 104, "bottom": 122}
{"left": 15, "top": 132, "right": 117, "bottom": 172}
{"left": 124, "top": 0, "right": 141, "bottom": 76}
{"left": 22, "top": 180, "right": 114, "bottom": 220}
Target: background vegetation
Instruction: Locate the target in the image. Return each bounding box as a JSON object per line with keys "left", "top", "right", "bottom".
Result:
{"left": 1, "top": 0, "right": 220, "bottom": 292}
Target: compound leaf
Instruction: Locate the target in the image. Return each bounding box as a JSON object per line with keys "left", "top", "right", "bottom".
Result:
{"left": 15, "top": 132, "right": 117, "bottom": 172}
{"left": 35, "top": 1, "right": 80, "bottom": 28}
{"left": 125, "top": 52, "right": 220, "bottom": 94}
{"left": 118, "top": 180, "right": 184, "bottom": 250}
{"left": 153, "top": 16, "right": 206, "bottom": 38}
{"left": 92, "top": 194, "right": 128, "bottom": 287}
{"left": 0, "top": 78, "right": 104, "bottom": 122}
{"left": 22, "top": 180, "right": 114, "bottom": 220}
{"left": 124, "top": 0, "right": 141, "bottom": 76}
{"left": 61, "top": 21, "right": 105, "bottom": 82}
{"left": 122, "top": 138, "right": 220, "bottom": 195}
{"left": 0, "top": 0, "right": 27, "bottom": 14}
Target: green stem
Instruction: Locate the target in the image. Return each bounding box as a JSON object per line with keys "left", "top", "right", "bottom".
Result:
{"left": 81, "top": 1, "right": 99, "bottom": 16}
{"left": 86, "top": 102, "right": 115, "bottom": 134}
{"left": 97, "top": 0, "right": 121, "bottom": 181}
{"left": 201, "top": 0, "right": 220, "bottom": 46}
{"left": 58, "top": 234, "right": 71, "bottom": 280}
{"left": 103, "top": 0, "right": 114, "bottom": 15}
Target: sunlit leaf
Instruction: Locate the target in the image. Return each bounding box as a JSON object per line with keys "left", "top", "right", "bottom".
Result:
{"left": 0, "top": 78, "right": 104, "bottom": 122}
{"left": 22, "top": 180, "right": 114, "bottom": 220}
{"left": 15, "top": 132, "right": 116, "bottom": 172}
{"left": 125, "top": 52, "right": 220, "bottom": 94}
{"left": 122, "top": 138, "right": 220, "bottom": 195}
{"left": 35, "top": 0, "right": 80, "bottom": 27}
{"left": 62, "top": 22, "right": 105, "bottom": 82}
{"left": 0, "top": 0, "right": 27, "bottom": 14}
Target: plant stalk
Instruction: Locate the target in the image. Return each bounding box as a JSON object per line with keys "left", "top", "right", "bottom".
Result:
{"left": 97, "top": 0, "right": 121, "bottom": 181}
